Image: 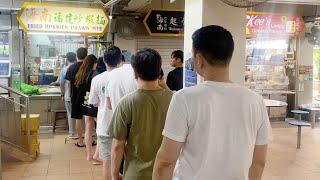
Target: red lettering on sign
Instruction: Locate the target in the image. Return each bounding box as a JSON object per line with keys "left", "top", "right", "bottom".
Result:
{"left": 246, "top": 12, "right": 304, "bottom": 36}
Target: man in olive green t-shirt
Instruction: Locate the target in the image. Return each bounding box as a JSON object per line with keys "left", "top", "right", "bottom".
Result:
{"left": 108, "top": 48, "right": 173, "bottom": 180}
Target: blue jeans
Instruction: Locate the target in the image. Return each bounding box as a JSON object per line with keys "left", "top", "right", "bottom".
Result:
{"left": 65, "top": 100, "right": 76, "bottom": 136}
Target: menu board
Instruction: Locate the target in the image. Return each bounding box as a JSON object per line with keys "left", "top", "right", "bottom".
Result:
{"left": 143, "top": 10, "right": 184, "bottom": 36}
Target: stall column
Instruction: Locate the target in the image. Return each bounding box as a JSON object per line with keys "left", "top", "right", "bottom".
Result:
{"left": 184, "top": 0, "right": 246, "bottom": 84}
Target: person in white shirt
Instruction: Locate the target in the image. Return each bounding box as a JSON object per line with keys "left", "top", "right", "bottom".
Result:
{"left": 59, "top": 52, "right": 77, "bottom": 139}
{"left": 88, "top": 46, "right": 123, "bottom": 180}
{"left": 106, "top": 52, "right": 137, "bottom": 112}
{"left": 153, "top": 25, "right": 272, "bottom": 180}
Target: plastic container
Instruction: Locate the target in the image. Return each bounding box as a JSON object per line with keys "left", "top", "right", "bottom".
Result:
{"left": 21, "top": 133, "right": 38, "bottom": 147}
{"left": 30, "top": 141, "right": 40, "bottom": 158}
{"left": 21, "top": 114, "right": 40, "bottom": 133}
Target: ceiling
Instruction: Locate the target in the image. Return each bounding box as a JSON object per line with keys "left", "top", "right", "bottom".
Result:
{"left": 269, "top": 0, "right": 320, "bottom": 5}
{"left": 1, "top": 0, "right": 320, "bottom": 18}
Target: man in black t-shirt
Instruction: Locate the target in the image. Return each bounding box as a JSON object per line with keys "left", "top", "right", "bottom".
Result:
{"left": 166, "top": 50, "right": 184, "bottom": 91}
{"left": 65, "top": 47, "right": 87, "bottom": 147}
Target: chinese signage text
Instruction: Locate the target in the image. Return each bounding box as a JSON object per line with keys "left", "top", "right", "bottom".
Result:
{"left": 17, "top": 2, "right": 108, "bottom": 36}
{"left": 144, "top": 10, "right": 184, "bottom": 36}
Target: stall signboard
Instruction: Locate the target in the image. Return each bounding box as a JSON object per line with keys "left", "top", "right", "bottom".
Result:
{"left": 246, "top": 11, "right": 304, "bottom": 36}
{"left": 143, "top": 9, "right": 184, "bottom": 36}
{"left": 17, "top": 2, "right": 109, "bottom": 36}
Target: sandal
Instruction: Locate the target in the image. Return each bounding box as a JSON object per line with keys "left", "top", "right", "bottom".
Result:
{"left": 92, "top": 160, "right": 103, "bottom": 165}
{"left": 92, "top": 141, "right": 97, "bottom": 146}
{"left": 75, "top": 142, "right": 86, "bottom": 147}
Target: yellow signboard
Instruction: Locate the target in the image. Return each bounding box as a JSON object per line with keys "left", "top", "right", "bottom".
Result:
{"left": 17, "top": 2, "right": 109, "bottom": 36}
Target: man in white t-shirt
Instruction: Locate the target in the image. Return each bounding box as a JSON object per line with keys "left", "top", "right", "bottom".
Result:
{"left": 88, "top": 46, "right": 122, "bottom": 180}
{"left": 153, "top": 25, "right": 272, "bottom": 180}
{"left": 106, "top": 53, "right": 137, "bottom": 111}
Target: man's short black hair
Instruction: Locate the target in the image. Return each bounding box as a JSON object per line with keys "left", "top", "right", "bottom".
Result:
{"left": 96, "top": 57, "right": 106, "bottom": 73}
{"left": 131, "top": 48, "right": 162, "bottom": 81}
{"left": 192, "top": 25, "right": 234, "bottom": 66}
{"left": 121, "top": 54, "right": 126, "bottom": 62}
{"left": 171, "top": 50, "right": 184, "bottom": 63}
{"left": 103, "top": 46, "right": 121, "bottom": 68}
{"left": 66, "top": 52, "right": 76, "bottom": 63}
{"left": 76, "top": 47, "right": 88, "bottom": 60}
{"left": 160, "top": 68, "right": 164, "bottom": 78}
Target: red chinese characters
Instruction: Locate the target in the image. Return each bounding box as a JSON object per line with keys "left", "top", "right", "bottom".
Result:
{"left": 246, "top": 12, "right": 305, "bottom": 36}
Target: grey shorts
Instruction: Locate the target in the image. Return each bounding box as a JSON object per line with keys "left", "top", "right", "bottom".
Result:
{"left": 98, "top": 136, "right": 112, "bottom": 161}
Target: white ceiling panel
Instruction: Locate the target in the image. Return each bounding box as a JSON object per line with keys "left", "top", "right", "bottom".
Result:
{"left": 269, "top": 0, "right": 320, "bottom": 5}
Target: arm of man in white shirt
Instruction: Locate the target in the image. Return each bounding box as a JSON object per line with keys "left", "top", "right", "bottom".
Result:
{"left": 105, "top": 82, "right": 112, "bottom": 110}
{"left": 249, "top": 97, "right": 272, "bottom": 180}
{"left": 88, "top": 78, "right": 99, "bottom": 107}
{"left": 249, "top": 145, "right": 268, "bottom": 180}
{"left": 107, "top": 97, "right": 112, "bottom": 110}
{"left": 153, "top": 137, "right": 183, "bottom": 180}
{"left": 153, "top": 94, "right": 188, "bottom": 180}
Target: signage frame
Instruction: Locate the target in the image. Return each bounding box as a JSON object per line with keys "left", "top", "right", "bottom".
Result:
{"left": 246, "top": 11, "right": 305, "bottom": 37}
{"left": 143, "top": 9, "right": 184, "bottom": 37}
{"left": 17, "top": 2, "right": 109, "bottom": 36}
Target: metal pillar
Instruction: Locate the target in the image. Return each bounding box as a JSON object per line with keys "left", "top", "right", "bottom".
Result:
{"left": 26, "top": 97, "right": 30, "bottom": 154}
{"left": 297, "top": 126, "right": 301, "bottom": 149}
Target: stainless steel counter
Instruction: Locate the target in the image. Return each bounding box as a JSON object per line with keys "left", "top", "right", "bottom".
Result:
{"left": 256, "top": 90, "right": 296, "bottom": 95}
{"left": 28, "top": 93, "right": 65, "bottom": 126}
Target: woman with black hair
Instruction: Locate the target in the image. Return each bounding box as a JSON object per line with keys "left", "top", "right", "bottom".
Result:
{"left": 74, "top": 55, "right": 100, "bottom": 163}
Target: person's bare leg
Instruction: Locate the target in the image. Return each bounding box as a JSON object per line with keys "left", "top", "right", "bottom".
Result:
{"left": 76, "top": 119, "right": 84, "bottom": 145}
{"left": 103, "top": 160, "right": 111, "bottom": 180}
{"left": 93, "top": 142, "right": 102, "bottom": 161}
{"left": 85, "top": 116, "right": 94, "bottom": 161}
{"left": 93, "top": 118, "right": 100, "bottom": 161}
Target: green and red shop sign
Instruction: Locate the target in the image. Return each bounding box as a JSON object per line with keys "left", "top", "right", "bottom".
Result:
{"left": 17, "top": 2, "right": 109, "bottom": 36}
{"left": 246, "top": 11, "right": 304, "bottom": 36}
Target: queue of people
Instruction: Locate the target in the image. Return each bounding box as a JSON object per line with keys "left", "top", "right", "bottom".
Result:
{"left": 59, "top": 25, "right": 272, "bottom": 180}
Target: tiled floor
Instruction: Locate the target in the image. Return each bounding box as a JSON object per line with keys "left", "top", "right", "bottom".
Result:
{"left": 2, "top": 125, "right": 320, "bottom": 180}
{"left": 2, "top": 133, "right": 103, "bottom": 180}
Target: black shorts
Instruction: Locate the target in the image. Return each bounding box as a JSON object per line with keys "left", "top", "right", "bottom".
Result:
{"left": 71, "top": 102, "right": 86, "bottom": 119}
{"left": 86, "top": 104, "right": 98, "bottom": 118}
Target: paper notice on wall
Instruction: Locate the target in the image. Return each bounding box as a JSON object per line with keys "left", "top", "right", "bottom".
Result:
{"left": 184, "top": 52, "right": 197, "bottom": 87}
{"left": 40, "top": 59, "right": 56, "bottom": 71}
{"left": 298, "top": 65, "right": 313, "bottom": 81}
